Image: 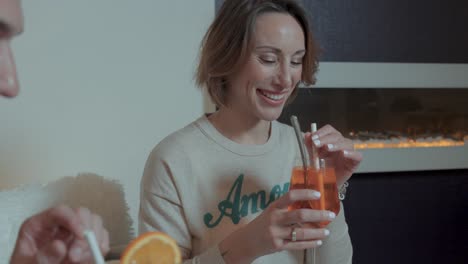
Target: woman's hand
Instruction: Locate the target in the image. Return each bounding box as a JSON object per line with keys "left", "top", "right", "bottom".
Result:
{"left": 305, "top": 124, "right": 363, "bottom": 187}
{"left": 10, "top": 205, "right": 110, "bottom": 264}
{"left": 219, "top": 189, "right": 335, "bottom": 264}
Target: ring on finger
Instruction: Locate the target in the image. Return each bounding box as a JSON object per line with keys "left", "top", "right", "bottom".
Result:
{"left": 291, "top": 228, "right": 297, "bottom": 242}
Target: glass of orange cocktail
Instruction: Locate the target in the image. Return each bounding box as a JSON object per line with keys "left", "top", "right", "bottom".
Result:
{"left": 288, "top": 159, "right": 340, "bottom": 228}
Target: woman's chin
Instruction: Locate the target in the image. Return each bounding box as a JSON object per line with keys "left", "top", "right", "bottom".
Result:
{"left": 256, "top": 108, "right": 284, "bottom": 122}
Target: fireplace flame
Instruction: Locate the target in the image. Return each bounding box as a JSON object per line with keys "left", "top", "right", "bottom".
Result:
{"left": 354, "top": 139, "right": 465, "bottom": 149}
{"left": 350, "top": 131, "right": 467, "bottom": 149}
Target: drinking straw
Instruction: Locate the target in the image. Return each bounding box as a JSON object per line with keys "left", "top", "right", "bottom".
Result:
{"left": 312, "top": 123, "right": 325, "bottom": 211}
{"left": 318, "top": 159, "right": 326, "bottom": 211}
{"left": 310, "top": 123, "right": 320, "bottom": 169}
{"left": 290, "top": 115, "right": 310, "bottom": 264}
{"left": 290, "top": 115, "right": 309, "bottom": 184}
{"left": 84, "top": 230, "right": 105, "bottom": 264}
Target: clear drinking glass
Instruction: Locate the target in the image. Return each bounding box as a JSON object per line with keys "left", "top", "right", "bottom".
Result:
{"left": 288, "top": 158, "right": 340, "bottom": 228}
{"left": 288, "top": 158, "right": 340, "bottom": 263}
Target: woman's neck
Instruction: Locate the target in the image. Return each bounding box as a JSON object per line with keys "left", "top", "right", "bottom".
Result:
{"left": 208, "top": 107, "right": 271, "bottom": 145}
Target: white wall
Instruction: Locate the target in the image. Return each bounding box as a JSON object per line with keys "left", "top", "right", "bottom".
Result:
{"left": 0, "top": 0, "right": 214, "bottom": 233}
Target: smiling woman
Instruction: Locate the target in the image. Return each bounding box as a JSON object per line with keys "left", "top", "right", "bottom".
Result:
{"left": 138, "top": 1, "right": 362, "bottom": 264}
{"left": 196, "top": 0, "right": 319, "bottom": 110}
{"left": 207, "top": 12, "right": 305, "bottom": 129}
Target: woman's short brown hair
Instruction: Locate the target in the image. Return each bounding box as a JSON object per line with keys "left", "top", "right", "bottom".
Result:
{"left": 196, "top": 0, "right": 319, "bottom": 107}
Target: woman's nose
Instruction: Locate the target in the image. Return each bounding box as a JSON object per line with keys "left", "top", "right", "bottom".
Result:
{"left": 274, "top": 63, "right": 292, "bottom": 89}
{"left": 0, "top": 39, "right": 19, "bottom": 98}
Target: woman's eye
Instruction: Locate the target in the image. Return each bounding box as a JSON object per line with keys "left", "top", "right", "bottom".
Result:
{"left": 291, "top": 60, "right": 303, "bottom": 66}
{"left": 260, "top": 57, "right": 276, "bottom": 64}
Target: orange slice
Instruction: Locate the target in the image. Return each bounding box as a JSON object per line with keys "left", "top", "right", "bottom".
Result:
{"left": 120, "top": 231, "right": 182, "bottom": 264}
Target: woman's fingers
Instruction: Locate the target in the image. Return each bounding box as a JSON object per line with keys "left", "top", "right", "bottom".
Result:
{"left": 309, "top": 124, "right": 345, "bottom": 154}
{"left": 311, "top": 124, "right": 341, "bottom": 139}
{"left": 279, "top": 209, "right": 336, "bottom": 226}
{"left": 309, "top": 133, "right": 353, "bottom": 152}
{"left": 279, "top": 226, "right": 330, "bottom": 241}
{"left": 273, "top": 190, "right": 321, "bottom": 209}
{"left": 283, "top": 240, "right": 323, "bottom": 250}
{"left": 309, "top": 132, "right": 342, "bottom": 150}
{"left": 305, "top": 128, "right": 355, "bottom": 163}
{"left": 343, "top": 149, "right": 363, "bottom": 164}
{"left": 279, "top": 227, "right": 330, "bottom": 250}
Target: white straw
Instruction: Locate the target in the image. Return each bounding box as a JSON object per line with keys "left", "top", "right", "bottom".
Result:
{"left": 311, "top": 123, "right": 320, "bottom": 169}
{"left": 84, "top": 230, "right": 105, "bottom": 264}
{"left": 309, "top": 127, "right": 321, "bottom": 264}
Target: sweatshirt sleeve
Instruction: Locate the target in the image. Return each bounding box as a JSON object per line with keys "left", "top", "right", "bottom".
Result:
{"left": 311, "top": 202, "right": 352, "bottom": 264}
{"left": 139, "top": 146, "right": 227, "bottom": 264}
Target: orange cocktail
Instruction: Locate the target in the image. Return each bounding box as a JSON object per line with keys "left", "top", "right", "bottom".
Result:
{"left": 288, "top": 165, "right": 340, "bottom": 228}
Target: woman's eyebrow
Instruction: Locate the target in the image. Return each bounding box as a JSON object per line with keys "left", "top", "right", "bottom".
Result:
{"left": 255, "top": 45, "right": 306, "bottom": 55}
{"left": 255, "top": 45, "right": 281, "bottom": 53}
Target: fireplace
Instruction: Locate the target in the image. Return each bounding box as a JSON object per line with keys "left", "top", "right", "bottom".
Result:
{"left": 278, "top": 87, "right": 468, "bottom": 172}
{"left": 278, "top": 87, "right": 468, "bottom": 263}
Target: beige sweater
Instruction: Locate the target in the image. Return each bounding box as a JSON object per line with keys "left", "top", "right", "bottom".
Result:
{"left": 139, "top": 115, "right": 352, "bottom": 263}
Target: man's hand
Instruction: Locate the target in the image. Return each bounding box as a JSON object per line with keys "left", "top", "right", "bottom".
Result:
{"left": 10, "top": 205, "right": 110, "bottom": 263}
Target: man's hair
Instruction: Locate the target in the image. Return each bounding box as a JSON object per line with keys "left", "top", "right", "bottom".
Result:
{"left": 195, "top": 0, "right": 319, "bottom": 107}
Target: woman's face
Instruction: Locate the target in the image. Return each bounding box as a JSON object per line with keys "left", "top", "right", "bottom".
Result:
{"left": 225, "top": 12, "right": 305, "bottom": 122}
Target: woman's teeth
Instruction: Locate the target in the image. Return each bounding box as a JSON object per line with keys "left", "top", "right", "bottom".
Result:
{"left": 259, "top": 90, "right": 285, "bottom": 101}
